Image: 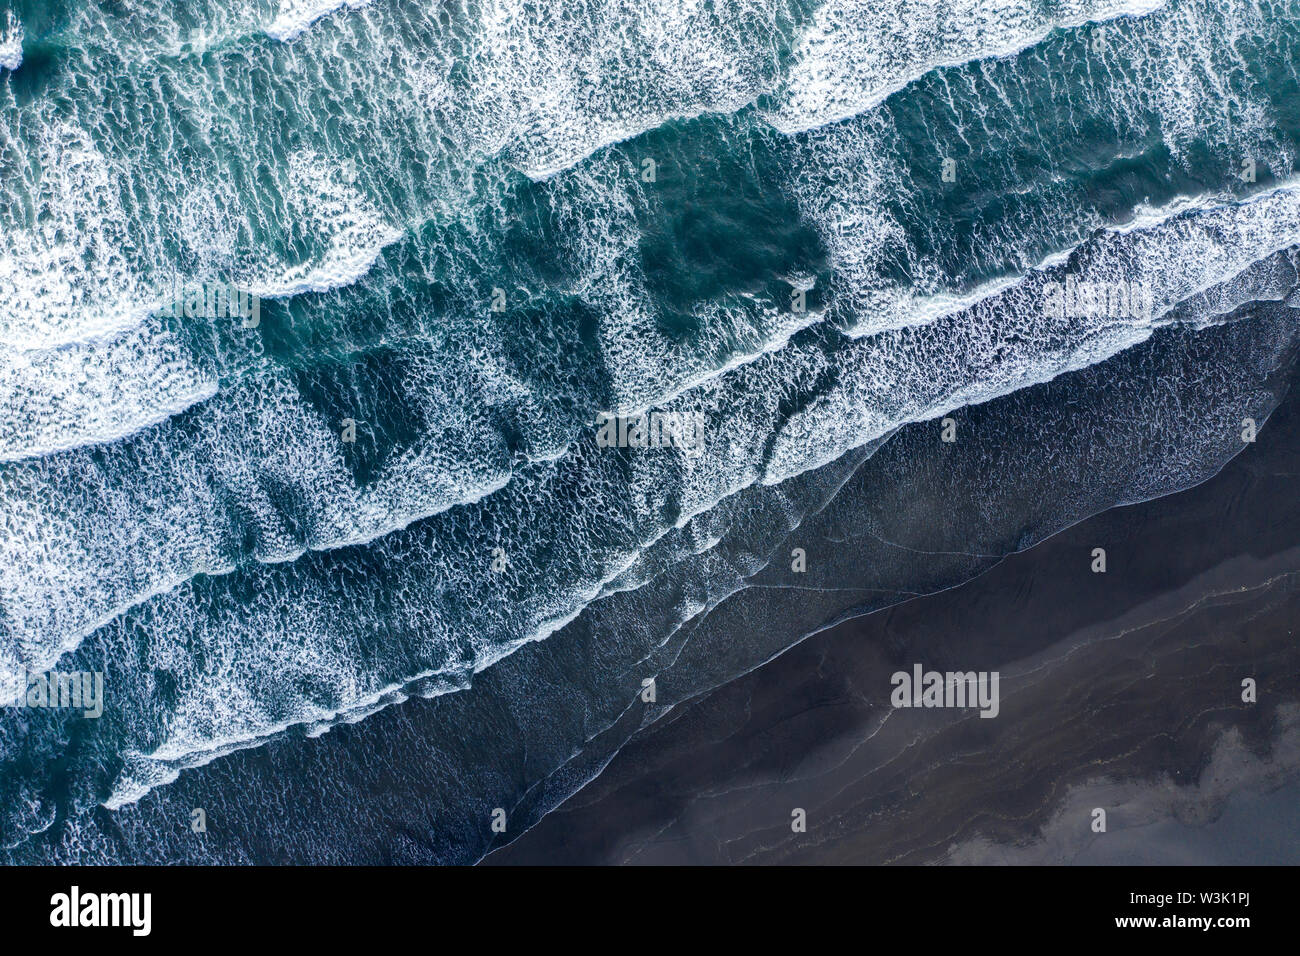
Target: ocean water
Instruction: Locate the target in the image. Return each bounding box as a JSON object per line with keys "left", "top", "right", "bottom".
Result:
{"left": 0, "top": 0, "right": 1298, "bottom": 863}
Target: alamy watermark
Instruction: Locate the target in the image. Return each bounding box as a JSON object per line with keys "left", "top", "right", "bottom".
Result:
{"left": 1042, "top": 276, "right": 1153, "bottom": 323}
{"left": 50, "top": 887, "right": 150, "bottom": 936}
{"left": 166, "top": 277, "right": 261, "bottom": 328}
{"left": 7, "top": 669, "right": 104, "bottom": 718}
{"left": 890, "top": 664, "right": 999, "bottom": 718}
{"left": 596, "top": 410, "right": 706, "bottom": 455}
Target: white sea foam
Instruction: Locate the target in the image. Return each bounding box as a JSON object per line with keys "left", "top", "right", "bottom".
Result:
{"left": 0, "top": 124, "right": 159, "bottom": 352}
{"left": 0, "top": 0, "right": 1262, "bottom": 388}
{"left": 762, "top": 184, "right": 1300, "bottom": 487}
{"left": 0, "top": 0, "right": 1218, "bottom": 381}
{"left": 248, "top": 152, "right": 404, "bottom": 298}
{"left": 768, "top": 0, "right": 1169, "bottom": 133}
{"left": 0, "top": 139, "right": 402, "bottom": 460}
{"left": 0, "top": 321, "right": 220, "bottom": 463}
{"left": 0, "top": 13, "right": 21, "bottom": 71}
{"left": 434, "top": 0, "right": 789, "bottom": 180}
{"left": 266, "top": 0, "right": 374, "bottom": 42}
{"left": 0, "top": 352, "right": 524, "bottom": 687}
{"left": 782, "top": 0, "right": 1297, "bottom": 341}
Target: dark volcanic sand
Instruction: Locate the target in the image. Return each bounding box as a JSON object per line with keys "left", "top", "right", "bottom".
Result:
{"left": 487, "top": 366, "right": 1300, "bottom": 865}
